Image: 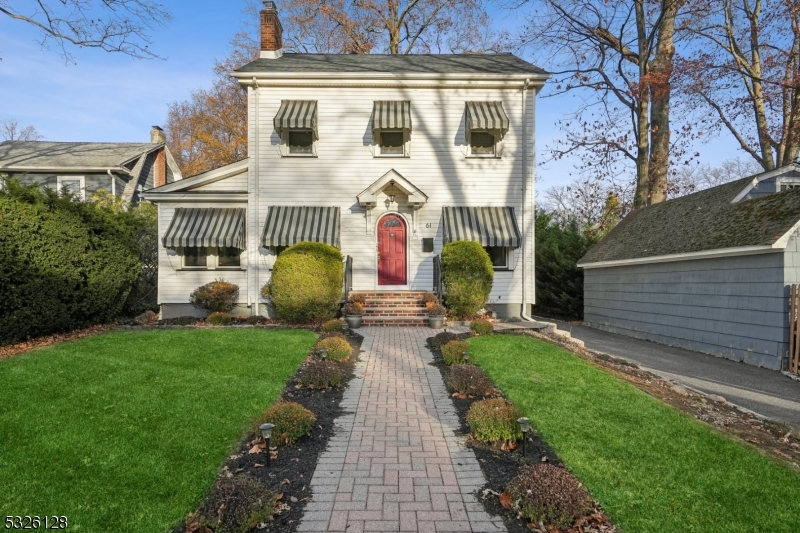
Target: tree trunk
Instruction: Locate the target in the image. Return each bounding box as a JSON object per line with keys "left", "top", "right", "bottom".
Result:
{"left": 633, "top": 0, "right": 651, "bottom": 209}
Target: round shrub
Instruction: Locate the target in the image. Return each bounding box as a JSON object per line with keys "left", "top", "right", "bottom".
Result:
{"left": 428, "top": 303, "right": 447, "bottom": 316}
{"left": 299, "top": 360, "right": 345, "bottom": 389}
{"left": 206, "top": 312, "right": 232, "bottom": 325}
{"left": 466, "top": 398, "right": 523, "bottom": 446}
{"left": 190, "top": 280, "right": 239, "bottom": 314}
{"left": 343, "top": 302, "right": 362, "bottom": 316}
{"left": 315, "top": 336, "right": 352, "bottom": 362}
{"left": 322, "top": 319, "right": 344, "bottom": 333}
{"left": 255, "top": 402, "right": 316, "bottom": 446}
{"left": 441, "top": 340, "right": 470, "bottom": 365}
{"left": 422, "top": 292, "right": 438, "bottom": 306}
{"left": 506, "top": 464, "right": 592, "bottom": 530}
{"left": 448, "top": 364, "right": 495, "bottom": 396}
{"left": 441, "top": 241, "right": 493, "bottom": 319}
{"left": 270, "top": 242, "right": 343, "bottom": 323}
{"left": 470, "top": 319, "right": 494, "bottom": 336}
{"left": 0, "top": 181, "right": 140, "bottom": 345}
{"left": 431, "top": 331, "right": 459, "bottom": 350}
{"left": 349, "top": 293, "right": 366, "bottom": 305}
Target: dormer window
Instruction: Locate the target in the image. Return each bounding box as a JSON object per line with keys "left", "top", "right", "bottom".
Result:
{"left": 780, "top": 180, "right": 800, "bottom": 192}
{"left": 274, "top": 100, "right": 318, "bottom": 157}
{"left": 373, "top": 101, "right": 411, "bottom": 157}
{"left": 465, "top": 101, "right": 509, "bottom": 158}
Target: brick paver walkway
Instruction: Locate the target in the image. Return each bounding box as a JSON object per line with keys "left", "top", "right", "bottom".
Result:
{"left": 297, "top": 327, "right": 506, "bottom": 533}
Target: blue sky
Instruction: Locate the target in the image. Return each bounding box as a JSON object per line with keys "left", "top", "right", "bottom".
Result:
{"left": 0, "top": 1, "right": 735, "bottom": 190}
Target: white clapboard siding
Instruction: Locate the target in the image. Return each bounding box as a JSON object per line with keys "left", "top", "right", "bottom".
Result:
{"left": 191, "top": 171, "right": 248, "bottom": 192}
{"left": 158, "top": 202, "right": 249, "bottom": 304}
{"left": 245, "top": 84, "right": 535, "bottom": 307}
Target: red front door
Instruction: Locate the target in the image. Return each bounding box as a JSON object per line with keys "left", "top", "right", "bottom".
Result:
{"left": 378, "top": 214, "right": 407, "bottom": 285}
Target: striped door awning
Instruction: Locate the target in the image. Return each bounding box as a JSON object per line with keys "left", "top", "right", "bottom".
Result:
{"left": 163, "top": 208, "right": 246, "bottom": 249}
{"left": 262, "top": 206, "right": 341, "bottom": 249}
{"left": 274, "top": 100, "right": 318, "bottom": 139}
{"left": 373, "top": 101, "right": 412, "bottom": 136}
{"left": 465, "top": 101, "right": 509, "bottom": 136}
{"left": 442, "top": 207, "right": 522, "bottom": 248}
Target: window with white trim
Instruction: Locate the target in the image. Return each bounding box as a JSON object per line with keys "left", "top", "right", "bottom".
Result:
{"left": 182, "top": 247, "right": 243, "bottom": 269}
{"left": 57, "top": 176, "right": 85, "bottom": 200}
{"left": 469, "top": 131, "right": 499, "bottom": 158}
{"left": 780, "top": 180, "right": 800, "bottom": 192}
{"left": 284, "top": 129, "right": 316, "bottom": 156}
{"left": 376, "top": 129, "right": 409, "bottom": 157}
{"left": 484, "top": 246, "right": 512, "bottom": 270}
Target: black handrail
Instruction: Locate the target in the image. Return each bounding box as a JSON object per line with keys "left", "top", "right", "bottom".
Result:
{"left": 433, "top": 255, "right": 443, "bottom": 298}
{"left": 343, "top": 255, "right": 353, "bottom": 301}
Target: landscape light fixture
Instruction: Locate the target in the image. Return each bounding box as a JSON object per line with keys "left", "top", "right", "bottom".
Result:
{"left": 463, "top": 351, "right": 469, "bottom": 363}
{"left": 319, "top": 349, "right": 328, "bottom": 361}
{"left": 517, "top": 417, "right": 531, "bottom": 457}
{"left": 259, "top": 423, "right": 275, "bottom": 467}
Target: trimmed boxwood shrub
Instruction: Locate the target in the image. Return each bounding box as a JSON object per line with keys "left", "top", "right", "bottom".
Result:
{"left": 448, "top": 364, "right": 495, "bottom": 396}
{"left": 315, "top": 336, "right": 352, "bottom": 362}
{"left": 206, "top": 312, "right": 232, "bottom": 325}
{"left": 0, "top": 180, "right": 140, "bottom": 345}
{"left": 441, "top": 241, "right": 493, "bottom": 319}
{"left": 322, "top": 319, "right": 344, "bottom": 333}
{"left": 299, "top": 360, "right": 345, "bottom": 389}
{"left": 441, "top": 340, "right": 470, "bottom": 365}
{"left": 270, "top": 242, "right": 343, "bottom": 323}
{"left": 431, "top": 331, "right": 459, "bottom": 350}
{"left": 506, "top": 464, "right": 592, "bottom": 529}
{"left": 190, "top": 280, "right": 239, "bottom": 314}
{"left": 466, "top": 398, "right": 523, "bottom": 446}
{"left": 255, "top": 402, "right": 316, "bottom": 446}
{"left": 470, "top": 319, "right": 494, "bottom": 336}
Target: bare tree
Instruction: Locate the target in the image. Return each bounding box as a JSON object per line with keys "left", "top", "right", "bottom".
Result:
{"left": 1, "top": 119, "right": 44, "bottom": 141}
{"left": 668, "top": 156, "right": 762, "bottom": 197}
{"left": 0, "top": 0, "right": 171, "bottom": 62}
{"left": 522, "top": 0, "right": 696, "bottom": 208}
{"left": 541, "top": 177, "right": 633, "bottom": 237}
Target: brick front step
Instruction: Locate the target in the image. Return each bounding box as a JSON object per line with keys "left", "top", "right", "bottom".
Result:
{"left": 361, "top": 317, "right": 429, "bottom": 326}
{"left": 363, "top": 310, "right": 429, "bottom": 317}
{"left": 363, "top": 300, "right": 427, "bottom": 309}
{"left": 350, "top": 291, "right": 428, "bottom": 299}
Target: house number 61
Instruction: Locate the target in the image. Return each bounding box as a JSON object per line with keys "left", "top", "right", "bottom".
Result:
{"left": 425, "top": 223, "right": 432, "bottom": 228}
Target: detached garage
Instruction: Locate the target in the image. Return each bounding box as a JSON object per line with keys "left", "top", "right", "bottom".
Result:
{"left": 578, "top": 164, "right": 800, "bottom": 371}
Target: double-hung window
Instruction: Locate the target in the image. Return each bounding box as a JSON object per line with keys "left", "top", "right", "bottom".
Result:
{"left": 182, "top": 247, "right": 242, "bottom": 269}
{"left": 274, "top": 100, "right": 318, "bottom": 157}
{"left": 484, "top": 246, "right": 511, "bottom": 270}
{"left": 465, "top": 101, "right": 509, "bottom": 158}
{"left": 373, "top": 101, "right": 411, "bottom": 157}
{"left": 57, "top": 176, "right": 85, "bottom": 200}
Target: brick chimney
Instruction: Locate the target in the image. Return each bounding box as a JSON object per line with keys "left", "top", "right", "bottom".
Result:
{"left": 260, "top": 1, "right": 283, "bottom": 59}
{"left": 154, "top": 148, "right": 167, "bottom": 188}
{"left": 150, "top": 125, "right": 166, "bottom": 144}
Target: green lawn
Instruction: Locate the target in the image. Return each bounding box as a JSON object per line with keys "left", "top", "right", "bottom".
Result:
{"left": 0, "top": 328, "right": 315, "bottom": 533}
{"left": 470, "top": 334, "right": 800, "bottom": 533}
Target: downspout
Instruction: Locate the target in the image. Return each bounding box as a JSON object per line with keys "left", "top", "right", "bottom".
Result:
{"left": 520, "top": 78, "right": 534, "bottom": 322}
{"left": 253, "top": 77, "right": 260, "bottom": 315}
{"left": 107, "top": 169, "right": 116, "bottom": 196}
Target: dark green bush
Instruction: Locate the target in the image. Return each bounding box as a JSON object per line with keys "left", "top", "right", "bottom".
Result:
{"left": 470, "top": 319, "right": 494, "bottom": 336}
{"left": 245, "top": 315, "right": 269, "bottom": 325}
{"left": 190, "top": 280, "right": 239, "bottom": 314}
{"left": 255, "top": 402, "right": 316, "bottom": 446}
{"left": 441, "top": 340, "right": 470, "bottom": 365}
{"left": 431, "top": 331, "right": 459, "bottom": 350}
{"left": 466, "top": 398, "right": 523, "bottom": 446}
{"left": 448, "top": 364, "right": 495, "bottom": 396}
{"left": 506, "top": 464, "right": 593, "bottom": 530}
{"left": 322, "top": 319, "right": 344, "bottom": 332}
{"left": 441, "top": 241, "right": 493, "bottom": 319}
{"left": 206, "top": 312, "right": 232, "bottom": 325}
{"left": 315, "top": 336, "right": 352, "bottom": 362}
{"left": 0, "top": 180, "right": 140, "bottom": 345}
{"left": 299, "top": 360, "right": 345, "bottom": 389}
{"left": 270, "top": 242, "right": 343, "bottom": 323}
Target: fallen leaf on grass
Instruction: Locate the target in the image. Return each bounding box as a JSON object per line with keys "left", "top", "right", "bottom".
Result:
{"left": 499, "top": 491, "right": 513, "bottom": 509}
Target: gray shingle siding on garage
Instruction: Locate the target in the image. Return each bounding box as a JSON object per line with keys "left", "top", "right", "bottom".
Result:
{"left": 583, "top": 251, "right": 793, "bottom": 370}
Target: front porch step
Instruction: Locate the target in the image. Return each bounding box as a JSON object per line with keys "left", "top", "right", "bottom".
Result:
{"left": 362, "top": 308, "right": 429, "bottom": 317}
{"left": 361, "top": 317, "right": 428, "bottom": 326}
{"left": 363, "top": 300, "right": 427, "bottom": 308}
{"left": 350, "top": 291, "right": 428, "bottom": 299}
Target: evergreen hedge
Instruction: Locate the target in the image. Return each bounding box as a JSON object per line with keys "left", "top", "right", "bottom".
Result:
{"left": 0, "top": 180, "right": 140, "bottom": 345}
{"left": 441, "top": 241, "right": 493, "bottom": 319}
{"left": 269, "top": 241, "right": 343, "bottom": 323}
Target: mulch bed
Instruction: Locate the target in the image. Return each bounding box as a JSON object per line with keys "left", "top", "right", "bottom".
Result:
{"left": 427, "top": 333, "right": 617, "bottom": 533}
{"left": 516, "top": 329, "right": 800, "bottom": 470}
{"left": 174, "top": 329, "right": 364, "bottom": 533}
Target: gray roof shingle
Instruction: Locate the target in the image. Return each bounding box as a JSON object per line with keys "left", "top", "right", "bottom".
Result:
{"left": 0, "top": 141, "right": 160, "bottom": 169}
{"left": 235, "top": 53, "right": 546, "bottom": 75}
{"left": 579, "top": 178, "right": 800, "bottom": 265}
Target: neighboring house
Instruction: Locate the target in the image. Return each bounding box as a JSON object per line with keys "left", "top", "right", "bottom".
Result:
{"left": 0, "top": 127, "right": 183, "bottom": 204}
{"left": 578, "top": 163, "right": 800, "bottom": 371}
{"left": 141, "top": 2, "right": 549, "bottom": 321}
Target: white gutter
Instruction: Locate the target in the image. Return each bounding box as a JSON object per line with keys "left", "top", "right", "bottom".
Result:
{"left": 231, "top": 71, "right": 550, "bottom": 82}
{"left": 1, "top": 166, "right": 133, "bottom": 175}
{"left": 253, "top": 77, "right": 260, "bottom": 316}
{"left": 139, "top": 192, "right": 247, "bottom": 202}
{"left": 577, "top": 245, "right": 781, "bottom": 269}
{"left": 107, "top": 169, "right": 116, "bottom": 196}
{"left": 521, "top": 77, "right": 534, "bottom": 322}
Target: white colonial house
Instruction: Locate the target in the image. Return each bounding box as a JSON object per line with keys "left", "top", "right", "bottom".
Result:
{"left": 142, "top": 1, "right": 549, "bottom": 322}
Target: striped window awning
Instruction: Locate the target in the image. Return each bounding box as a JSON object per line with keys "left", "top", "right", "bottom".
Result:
{"left": 465, "top": 101, "right": 509, "bottom": 136}
{"left": 373, "top": 101, "right": 412, "bottom": 137}
{"left": 442, "top": 207, "right": 522, "bottom": 248}
{"left": 261, "top": 206, "right": 341, "bottom": 249}
{"left": 163, "top": 208, "right": 246, "bottom": 249}
{"left": 274, "top": 100, "right": 318, "bottom": 139}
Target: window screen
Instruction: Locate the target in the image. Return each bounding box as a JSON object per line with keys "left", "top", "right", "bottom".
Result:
{"left": 184, "top": 247, "right": 207, "bottom": 267}
{"left": 60, "top": 180, "right": 82, "bottom": 196}
{"left": 288, "top": 130, "right": 314, "bottom": 154}
{"left": 470, "top": 131, "right": 496, "bottom": 155}
{"left": 380, "top": 131, "right": 404, "bottom": 155}
{"left": 218, "top": 247, "right": 241, "bottom": 267}
{"left": 484, "top": 246, "right": 508, "bottom": 268}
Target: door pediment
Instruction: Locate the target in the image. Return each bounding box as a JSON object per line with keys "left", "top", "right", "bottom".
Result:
{"left": 357, "top": 169, "right": 428, "bottom": 208}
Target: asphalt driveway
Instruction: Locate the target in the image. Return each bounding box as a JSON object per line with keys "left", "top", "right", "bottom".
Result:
{"left": 537, "top": 317, "right": 800, "bottom": 426}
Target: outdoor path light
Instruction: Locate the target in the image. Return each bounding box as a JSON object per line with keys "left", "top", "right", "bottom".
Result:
{"left": 259, "top": 423, "right": 275, "bottom": 467}
{"left": 319, "top": 349, "right": 328, "bottom": 361}
{"left": 517, "top": 417, "right": 531, "bottom": 457}
{"left": 463, "top": 351, "right": 469, "bottom": 363}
